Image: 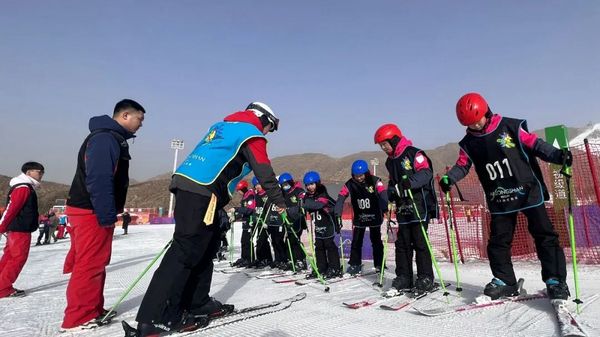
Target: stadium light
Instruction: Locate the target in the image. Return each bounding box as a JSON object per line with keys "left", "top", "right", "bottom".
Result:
{"left": 370, "top": 158, "right": 379, "bottom": 176}
{"left": 168, "top": 139, "right": 184, "bottom": 217}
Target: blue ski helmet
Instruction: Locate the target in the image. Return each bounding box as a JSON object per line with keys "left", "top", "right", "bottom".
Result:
{"left": 351, "top": 159, "right": 369, "bottom": 175}
{"left": 303, "top": 171, "right": 321, "bottom": 185}
{"left": 279, "top": 172, "right": 293, "bottom": 185}
{"left": 251, "top": 177, "right": 259, "bottom": 186}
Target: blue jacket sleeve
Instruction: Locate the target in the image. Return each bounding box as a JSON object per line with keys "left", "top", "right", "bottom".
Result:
{"left": 85, "top": 133, "right": 120, "bottom": 225}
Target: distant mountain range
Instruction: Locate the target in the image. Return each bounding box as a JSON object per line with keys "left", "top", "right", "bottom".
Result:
{"left": 2, "top": 123, "right": 598, "bottom": 212}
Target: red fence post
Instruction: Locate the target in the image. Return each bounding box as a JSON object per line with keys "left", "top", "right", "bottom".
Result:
{"left": 584, "top": 139, "right": 600, "bottom": 206}
{"left": 448, "top": 189, "right": 466, "bottom": 264}
{"left": 436, "top": 174, "right": 453, "bottom": 261}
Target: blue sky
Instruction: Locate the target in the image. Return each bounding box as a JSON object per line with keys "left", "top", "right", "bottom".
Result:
{"left": 1, "top": 1, "right": 598, "bottom": 183}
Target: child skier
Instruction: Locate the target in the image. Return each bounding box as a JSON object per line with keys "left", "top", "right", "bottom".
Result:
{"left": 278, "top": 172, "right": 307, "bottom": 271}
{"left": 266, "top": 178, "right": 289, "bottom": 270}
{"left": 250, "top": 177, "right": 274, "bottom": 269}
{"left": 302, "top": 171, "right": 342, "bottom": 279}
{"left": 440, "top": 92, "right": 570, "bottom": 300}
{"left": 335, "top": 160, "right": 387, "bottom": 275}
{"left": 230, "top": 180, "right": 255, "bottom": 267}
{"left": 374, "top": 123, "right": 438, "bottom": 292}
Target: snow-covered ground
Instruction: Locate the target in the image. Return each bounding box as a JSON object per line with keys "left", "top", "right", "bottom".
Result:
{"left": 1, "top": 224, "right": 599, "bottom": 337}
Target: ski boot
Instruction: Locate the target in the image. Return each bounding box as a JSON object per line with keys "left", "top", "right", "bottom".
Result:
{"left": 306, "top": 269, "right": 319, "bottom": 279}
{"left": 99, "top": 308, "right": 117, "bottom": 321}
{"left": 254, "top": 259, "right": 271, "bottom": 269}
{"left": 483, "top": 278, "right": 519, "bottom": 300}
{"left": 346, "top": 264, "right": 361, "bottom": 276}
{"left": 391, "top": 275, "right": 413, "bottom": 292}
{"left": 131, "top": 322, "right": 173, "bottom": 337}
{"left": 216, "top": 246, "right": 228, "bottom": 261}
{"left": 414, "top": 276, "right": 435, "bottom": 294}
{"left": 546, "top": 278, "right": 570, "bottom": 300}
{"left": 276, "top": 261, "right": 290, "bottom": 271}
{"left": 7, "top": 288, "right": 26, "bottom": 298}
{"left": 374, "top": 265, "right": 387, "bottom": 274}
{"left": 325, "top": 268, "right": 343, "bottom": 279}
{"left": 190, "top": 298, "right": 235, "bottom": 319}
{"left": 294, "top": 260, "right": 307, "bottom": 271}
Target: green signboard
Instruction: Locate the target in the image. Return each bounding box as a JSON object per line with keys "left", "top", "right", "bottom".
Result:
{"left": 545, "top": 125, "right": 569, "bottom": 150}
{"left": 544, "top": 125, "right": 569, "bottom": 211}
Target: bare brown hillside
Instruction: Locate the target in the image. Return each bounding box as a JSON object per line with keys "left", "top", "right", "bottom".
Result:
{"left": 0, "top": 175, "right": 69, "bottom": 214}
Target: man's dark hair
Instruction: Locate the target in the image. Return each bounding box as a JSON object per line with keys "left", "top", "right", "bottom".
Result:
{"left": 21, "top": 161, "right": 45, "bottom": 173}
{"left": 113, "top": 99, "right": 145, "bottom": 116}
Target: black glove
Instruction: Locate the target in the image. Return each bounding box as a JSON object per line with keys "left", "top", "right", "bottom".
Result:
{"left": 335, "top": 217, "right": 342, "bottom": 234}
{"left": 387, "top": 187, "right": 396, "bottom": 200}
{"left": 439, "top": 175, "right": 453, "bottom": 193}
{"left": 562, "top": 149, "right": 573, "bottom": 167}
{"left": 400, "top": 177, "right": 411, "bottom": 190}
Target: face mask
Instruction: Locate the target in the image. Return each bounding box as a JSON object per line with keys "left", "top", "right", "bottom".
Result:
{"left": 282, "top": 184, "right": 291, "bottom": 191}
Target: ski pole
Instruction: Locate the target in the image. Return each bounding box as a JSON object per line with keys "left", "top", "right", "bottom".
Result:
{"left": 101, "top": 239, "right": 173, "bottom": 323}
{"left": 229, "top": 218, "right": 235, "bottom": 264}
{"left": 403, "top": 176, "right": 450, "bottom": 299}
{"left": 253, "top": 201, "right": 273, "bottom": 262}
{"left": 375, "top": 203, "right": 394, "bottom": 288}
{"left": 249, "top": 219, "right": 259, "bottom": 263}
{"left": 306, "top": 216, "right": 317, "bottom": 269}
{"left": 282, "top": 214, "right": 328, "bottom": 289}
{"left": 285, "top": 226, "right": 296, "bottom": 273}
{"left": 441, "top": 176, "right": 463, "bottom": 292}
{"left": 337, "top": 216, "right": 346, "bottom": 274}
{"left": 562, "top": 158, "right": 583, "bottom": 313}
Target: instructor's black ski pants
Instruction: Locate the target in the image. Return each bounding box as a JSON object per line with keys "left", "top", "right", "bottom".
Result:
{"left": 135, "top": 190, "right": 221, "bottom": 326}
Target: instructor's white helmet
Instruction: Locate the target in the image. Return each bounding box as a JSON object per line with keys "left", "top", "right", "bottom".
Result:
{"left": 247, "top": 102, "right": 279, "bottom": 132}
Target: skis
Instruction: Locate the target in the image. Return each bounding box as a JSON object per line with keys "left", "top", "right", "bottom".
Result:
{"left": 551, "top": 299, "right": 588, "bottom": 337}
{"left": 342, "top": 289, "right": 410, "bottom": 309}
{"left": 215, "top": 266, "right": 246, "bottom": 274}
{"left": 295, "top": 270, "right": 378, "bottom": 286}
{"left": 413, "top": 293, "right": 588, "bottom": 336}
{"left": 122, "top": 293, "right": 307, "bottom": 336}
{"left": 272, "top": 274, "right": 311, "bottom": 284}
{"left": 414, "top": 291, "right": 547, "bottom": 316}
{"left": 342, "top": 283, "right": 447, "bottom": 310}
{"left": 253, "top": 270, "right": 308, "bottom": 279}
{"left": 380, "top": 283, "right": 445, "bottom": 311}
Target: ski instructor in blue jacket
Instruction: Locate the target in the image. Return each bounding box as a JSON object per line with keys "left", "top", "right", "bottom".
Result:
{"left": 133, "top": 102, "right": 286, "bottom": 336}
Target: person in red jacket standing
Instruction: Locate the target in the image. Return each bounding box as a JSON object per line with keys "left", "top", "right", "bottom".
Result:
{"left": 0, "top": 161, "right": 45, "bottom": 299}
{"left": 61, "top": 99, "right": 145, "bottom": 331}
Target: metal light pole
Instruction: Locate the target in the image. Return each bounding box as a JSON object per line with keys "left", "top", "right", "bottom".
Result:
{"left": 370, "top": 158, "right": 379, "bottom": 176}
{"left": 168, "top": 139, "right": 184, "bottom": 217}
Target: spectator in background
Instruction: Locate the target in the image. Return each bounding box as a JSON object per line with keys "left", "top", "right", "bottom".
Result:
{"left": 56, "top": 214, "right": 68, "bottom": 239}
{"left": 36, "top": 214, "right": 50, "bottom": 246}
{"left": 121, "top": 211, "right": 131, "bottom": 235}
{"left": 61, "top": 99, "right": 145, "bottom": 331}
{"left": 0, "top": 161, "right": 45, "bottom": 298}
{"left": 48, "top": 210, "right": 58, "bottom": 243}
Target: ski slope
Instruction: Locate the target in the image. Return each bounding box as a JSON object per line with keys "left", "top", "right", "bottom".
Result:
{"left": 1, "top": 224, "right": 599, "bottom": 337}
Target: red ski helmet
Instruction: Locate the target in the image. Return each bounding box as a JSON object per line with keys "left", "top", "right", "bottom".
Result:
{"left": 235, "top": 180, "right": 249, "bottom": 191}
{"left": 374, "top": 123, "right": 402, "bottom": 144}
{"left": 456, "top": 92, "right": 489, "bottom": 126}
